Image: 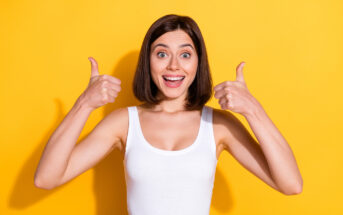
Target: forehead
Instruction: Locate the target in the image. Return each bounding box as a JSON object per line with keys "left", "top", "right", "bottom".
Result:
{"left": 151, "top": 30, "right": 194, "bottom": 48}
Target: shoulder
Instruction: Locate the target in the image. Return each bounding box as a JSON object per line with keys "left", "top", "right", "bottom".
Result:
{"left": 107, "top": 106, "right": 129, "bottom": 122}
{"left": 100, "top": 106, "right": 129, "bottom": 150}
{"left": 211, "top": 106, "right": 244, "bottom": 150}
{"left": 211, "top": 106, "right": 237, "bottom": 126}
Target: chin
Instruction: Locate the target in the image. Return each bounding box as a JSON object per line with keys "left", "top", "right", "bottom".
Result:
{"left": 160, "top": 89, "right": 187, "bottom": 100}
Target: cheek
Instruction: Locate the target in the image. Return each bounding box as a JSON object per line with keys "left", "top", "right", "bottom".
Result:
{"left": 150, "top": 58, "right": 164, "bottom": 83}
{"left": 181, "top": 59, "right": 198, "bottom": 74}
{"left": 150, "top": 57, "right": 166, "bottom": 71}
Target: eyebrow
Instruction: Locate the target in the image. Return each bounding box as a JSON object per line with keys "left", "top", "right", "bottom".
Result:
{"left": 151, "top": 43, "right": 194, "bottom": 52}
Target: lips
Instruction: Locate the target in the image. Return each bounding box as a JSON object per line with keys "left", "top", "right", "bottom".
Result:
{"left": 160, "top": 73, "right": 186, "bottom": 88}
{"left": 162, "top": 75, "right": 185, "bottom": 81}
{"left": 162, "top": 74, "right": 185, "bottom": 77}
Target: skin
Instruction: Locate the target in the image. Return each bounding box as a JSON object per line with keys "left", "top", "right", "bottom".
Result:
{"left": 148, "top": 29, "right": 198, "bottom": 110}
{"left": 34, "top": 30, "right": 303, "bottom": 196}
{"left": 134, "top": 29, "right": 204, "bottom": 151}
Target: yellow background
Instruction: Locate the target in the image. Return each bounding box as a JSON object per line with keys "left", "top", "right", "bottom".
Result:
{"left": 1, "top": 0, "right": 342, "bottom": 214}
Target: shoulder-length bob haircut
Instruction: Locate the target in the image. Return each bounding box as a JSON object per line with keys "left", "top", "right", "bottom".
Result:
{"left": 133, "top": 14, "right": 213, "bottom": 110}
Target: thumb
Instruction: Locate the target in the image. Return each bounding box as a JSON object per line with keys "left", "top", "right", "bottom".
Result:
{"left": 88, "top": 57, "right": 99, "bottom": 78}
{"left": 235, "top": 61, "right": 246, "bottom": 83}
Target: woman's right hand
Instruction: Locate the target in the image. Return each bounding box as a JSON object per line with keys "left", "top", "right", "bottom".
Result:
{"left": 80, "top": 57, "right": 122, "bottom": 111}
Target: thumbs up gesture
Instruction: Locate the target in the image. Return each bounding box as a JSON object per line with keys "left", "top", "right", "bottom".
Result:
{"left": 80, "top": 57, "right": 122, "bottom": 111}
{"left": 213, "top": 62, "right": 259, "bottom": 116}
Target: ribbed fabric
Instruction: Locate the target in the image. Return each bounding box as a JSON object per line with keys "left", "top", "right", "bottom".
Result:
{"left": 123, "top": 105, "right": 218, "bottom": 215}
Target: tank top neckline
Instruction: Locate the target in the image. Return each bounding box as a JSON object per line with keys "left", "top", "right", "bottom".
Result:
{"left": 133, "top": 105, "right": 206, "bottom": 156}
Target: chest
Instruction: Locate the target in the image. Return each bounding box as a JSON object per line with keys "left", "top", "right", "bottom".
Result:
{"left": 120, "top": 107, "right": 226, "bottom": 160}
{"left": 139, "top": 112, "right": 201, "bottom": 151}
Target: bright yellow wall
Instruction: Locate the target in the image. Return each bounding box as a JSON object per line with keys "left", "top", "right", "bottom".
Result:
{"left": 1, "top": 0, "right": 342, "bottom": 214}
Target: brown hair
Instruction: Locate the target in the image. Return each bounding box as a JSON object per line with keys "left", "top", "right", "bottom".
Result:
{"left": 133, "top": 14, "right": 213, "bottom": 110}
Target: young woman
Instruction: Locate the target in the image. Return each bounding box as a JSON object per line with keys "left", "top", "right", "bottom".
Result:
{"left": 34, "top": 14, "right": 303, "bottom": 215}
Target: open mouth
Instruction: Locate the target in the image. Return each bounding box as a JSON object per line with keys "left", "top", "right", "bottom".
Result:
{"left": 162, "top": 75, "right": 185, "bottom": 88}
{"left": 162, "top": 75, "right": 185, "bottom": 82}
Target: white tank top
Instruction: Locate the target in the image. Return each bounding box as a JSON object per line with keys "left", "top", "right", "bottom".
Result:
{"left": 123, "top": 105, "right": 218, "bottom": 215}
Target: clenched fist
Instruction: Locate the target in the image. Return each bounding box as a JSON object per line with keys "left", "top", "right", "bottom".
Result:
{"left": 213, "top": 62, "right": 260, "bottom": 117}
{"left": 80, "top": 57, "right": 122, "bottom": 111}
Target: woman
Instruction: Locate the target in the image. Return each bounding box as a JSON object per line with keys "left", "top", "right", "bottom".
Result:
{"left": 34, "top": 14, "right": 303, "bottom": 214}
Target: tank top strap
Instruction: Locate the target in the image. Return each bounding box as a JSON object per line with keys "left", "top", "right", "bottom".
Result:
{"left": 202, "top": 106, "right": 217, "bottom": 159}
{"left": 203, "top": 106, "right": 212, "bottom": 129}
{"left": 125, "top": 106, "right": 141, "bottom": 156}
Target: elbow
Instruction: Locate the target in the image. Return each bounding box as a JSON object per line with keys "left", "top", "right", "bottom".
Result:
{"left": 34, "top": 176, "right": 57, "bottom": 190}
{"left": 282, "top": 186, "right": 302, "bottom": 195}
{"left": 281, "top": 181, "right": 303, "bottom": 196}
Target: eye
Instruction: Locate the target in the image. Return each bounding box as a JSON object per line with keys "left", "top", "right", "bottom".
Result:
{"left": 181, "top": 52, "right": 191, "bottom": 58}
{"left": 157, "top": 52, "right": 167, "bottom": 58}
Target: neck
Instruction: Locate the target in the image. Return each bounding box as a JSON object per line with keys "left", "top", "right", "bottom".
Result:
{"left": 148, "top": 91, "right": 188, "bottom": 113}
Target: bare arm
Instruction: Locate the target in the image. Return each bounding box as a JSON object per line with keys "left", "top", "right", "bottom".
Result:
{"left": 243, "top": 101, "right": 303, "bottom": 195}
{"left": 57, "top": 106, "right": 127, "bottom": 187}
{"left": 34, "top": 95, "right": 93, "bottom": 189}
{"left": 214, "top": 62, "right": 303, "bottom": 195}
{"left": 214, "top": 109, "right": 284, "bottom": 194}
{"left": 34, "top": 57, "right": 122, "bottom": 189}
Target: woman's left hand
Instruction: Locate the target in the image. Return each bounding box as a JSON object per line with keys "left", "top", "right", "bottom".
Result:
{"left": 213, "top": 62, "right": 260, "bottom": 116}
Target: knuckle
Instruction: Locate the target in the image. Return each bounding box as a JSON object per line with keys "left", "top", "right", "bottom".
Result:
{"left": 101, "top": 80, "right": 108, "bottom": 86}
{"left": 102, "top": 95, "right": 108, "bottom": 102}
{"left": 114, "top": 77, "right": 121, "bottom": 84}
{"left": 109, "top": 96, "right": 115, "bottom": 103}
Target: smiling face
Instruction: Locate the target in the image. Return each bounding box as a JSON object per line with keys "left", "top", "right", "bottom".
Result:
{"left": 150, "top": 29, "right": 198, "bottom": 101}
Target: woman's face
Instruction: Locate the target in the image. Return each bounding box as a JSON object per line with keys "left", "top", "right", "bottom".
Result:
{"left": 150, "top": 29, "right": 198, "bottom": 100}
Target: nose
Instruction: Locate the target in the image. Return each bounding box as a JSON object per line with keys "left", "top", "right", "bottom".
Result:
{"left": 167, "top": 55, "right": 180, "bottom": 71}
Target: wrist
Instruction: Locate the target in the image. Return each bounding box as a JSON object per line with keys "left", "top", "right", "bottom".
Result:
{"left": 75, "top": 93, "right": 94, "bottom": 113}
{"left": 244, "top": 98, "right": 264, "bottom": 119}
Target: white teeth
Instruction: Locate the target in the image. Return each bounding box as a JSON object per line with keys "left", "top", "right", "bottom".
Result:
{"left": 163, "top": 76, "right": 184, "bottom": 81}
